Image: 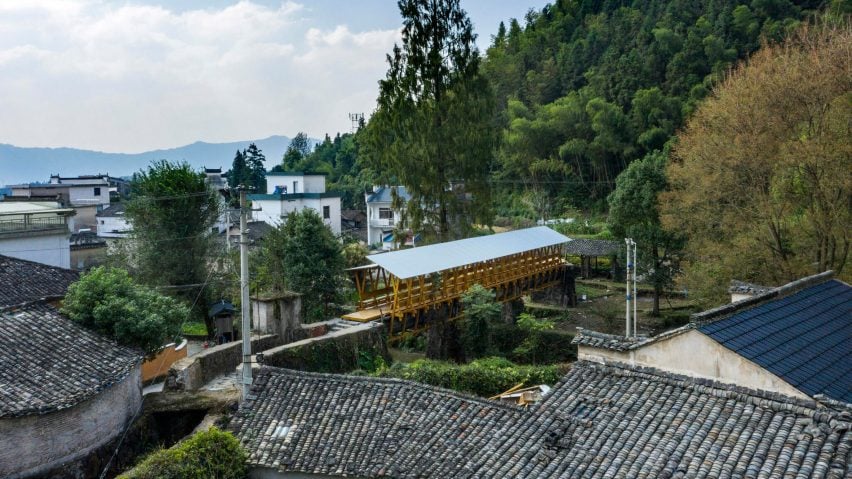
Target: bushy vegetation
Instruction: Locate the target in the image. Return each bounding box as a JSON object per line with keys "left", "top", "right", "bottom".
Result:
{"left": 255, "top": 209, "right": 345, "bottom": 322}
{"left": 486, "top": 0, "right": 812, "bottom": 216}
{"left": 373, "top": 357, "right": 564, "bottom": 397}
{"left": 118, "top": 427, "right": 246, "bottom": 479}
{"left": 63, "top": 267, "right": 186, "bottom": 356}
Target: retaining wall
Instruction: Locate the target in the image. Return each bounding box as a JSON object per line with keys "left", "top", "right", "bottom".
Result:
{"left": 261, "top": 322, "right": 389, "bottom": 373}
{"left": 164, "top": 335, "right": 283, "bottom": 391}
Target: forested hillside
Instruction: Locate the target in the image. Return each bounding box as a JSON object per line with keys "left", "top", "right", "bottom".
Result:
{"left": 483, "top": 0, "right": 816, "bottom": 216}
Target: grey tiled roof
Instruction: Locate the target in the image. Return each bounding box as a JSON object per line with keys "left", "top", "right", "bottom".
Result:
{"left": 729, "top": 279, "right": 773, "bottom": 295}
{"left": 564, "top": 239, "right": 620, "bottom": 256}
{"left": 231, "top": 367, "right": 524, "bottom": 477}
{"left": 366, "top": 186, "right": 411, "bottom": 203}
{"left": 0, "top": 255, "right": 79, "bottom": 308}
{"left": 0, "top": 303, "right": 141, "bottom": 418}
{"left": 232, "top": 362, "right": 852, "bottom": 478}
{"left": 700, "top": 279, "right": 852, "bottom": 403}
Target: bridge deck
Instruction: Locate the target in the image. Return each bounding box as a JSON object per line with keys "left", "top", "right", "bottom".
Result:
{"left": 346, "top": 227, "right": 570, "bottom": 338}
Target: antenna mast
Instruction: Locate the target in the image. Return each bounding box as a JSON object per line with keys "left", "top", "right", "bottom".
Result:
{"left": 348, "top": 113, "right": 364, "bottom": 133}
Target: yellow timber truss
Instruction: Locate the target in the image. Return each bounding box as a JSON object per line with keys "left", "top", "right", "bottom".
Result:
{"left": 343, "top": 245, "right": 566, "bottom": 339}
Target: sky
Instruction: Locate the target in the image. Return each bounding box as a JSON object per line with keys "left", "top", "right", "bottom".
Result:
{"left": 0, "top": 0, "right": 549, "bottom": 153}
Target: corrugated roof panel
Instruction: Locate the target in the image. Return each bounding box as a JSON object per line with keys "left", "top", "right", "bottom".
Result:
{"left": 699, "top": 279, "right": 852, "bottom": 402}
{"left": 366, "top": 227, "right": 570, "bottom": 279}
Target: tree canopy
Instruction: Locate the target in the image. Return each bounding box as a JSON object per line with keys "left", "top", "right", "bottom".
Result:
{"left": 256, "top": 209, "right": 345, "bottom": 322}
{"left": 485, "top": 0, "right": 812, "bottom": 215}
{"left": 63, "top": 267, "right": 187, "bottom": 356}
{"left": 124, "top": 160, "right": 221, "bottom": 333}
{"left": 362, "top": 0, "right": 497, "bottom": 241}
{"left": 608, "top": 150, "right": 684, "bottom": 314}
{"left": 661, "top": 20, "right": 851, "bottom": 301}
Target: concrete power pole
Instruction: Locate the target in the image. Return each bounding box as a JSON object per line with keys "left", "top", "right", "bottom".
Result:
{"left": 239, "top": 187, "right": 252, "bottom": 398}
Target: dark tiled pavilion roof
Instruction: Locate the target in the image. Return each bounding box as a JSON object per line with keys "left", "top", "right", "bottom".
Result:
{"left": 232, "top": 363, "right": 852, "bottom": 478}
{"left": 0, "top": 303, "right": 141, "bottom": 418}
{"left": 564, "top": 238, "right": 620, "bottom": 257}
{"left": 700, "top": 279, "right": 852, "bottom": 403}
{"left": 0, "top": 254, "right": 79, "bottom": 308}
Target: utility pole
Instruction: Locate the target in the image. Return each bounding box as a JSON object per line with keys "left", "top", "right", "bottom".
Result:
{"left": 239, "top": 186, "right": 252, "bottom": 398}
{"left": 632, "top": 239, "right": 638, "bottom": 337}
{"left": 625, "top": 238, "right": 632, "bottom": 337}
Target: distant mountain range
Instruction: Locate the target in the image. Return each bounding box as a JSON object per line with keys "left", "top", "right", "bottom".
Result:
{"left": 0, "top": 135, "right": 305, "bottom": 186}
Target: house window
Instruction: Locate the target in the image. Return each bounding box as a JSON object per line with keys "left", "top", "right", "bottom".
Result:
{"left": 293, "top": 181, "right": 298, "bottom": 193}
{"left": 379, "top": 208, "right": 393, "bottom": 220}
{"left": 323, "top": 205, "right": 330, "bottom": 219}
{"left": 94, "top": 187, "right": 101, "bottom": 195}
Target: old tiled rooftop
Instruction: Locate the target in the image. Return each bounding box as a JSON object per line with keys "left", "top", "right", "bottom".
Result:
{"left": 564, "top": 238, "right": 621, "bottom": 257}
{"left": 0, "top": 254, "right": 79, "bottom": 308}
{"left": 700, "top": 279, "right": 852, "bottom": 403}
{"left": 231, "top": 368, "right": 522, "bottom": 477}
{"left": 0, "top": 303, "right": 141, "bottom": 418}
{"left": 233, "top": 362, "right": 852, "bottom": 478}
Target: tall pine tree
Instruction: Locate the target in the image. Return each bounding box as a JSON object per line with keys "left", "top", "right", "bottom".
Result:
{"left": 362, "top": 0, "right": 496, "bottom": 241}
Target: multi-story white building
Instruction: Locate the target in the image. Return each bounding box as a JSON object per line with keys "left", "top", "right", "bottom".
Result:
{"left": 249, "top": 172, "right": 342, "bottom": 235}
{"left": 0, "top": 201, "right": 73, "bottom": 268}
{"left": 365, "top": 186, "right": 411, "bottom": 249}
{"left": 7, "top": 174, "right": 121, "bottom": 232}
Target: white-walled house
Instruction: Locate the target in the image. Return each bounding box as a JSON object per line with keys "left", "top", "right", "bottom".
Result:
{"left": 366, "top": 186, "right": 411, "bottom": 249}
{"left": 0, "top": 201, "right": 73, "bottom": 268}
{"left": 96, "top": 203, "right": 131, "bottom": 238}
{"left": 8, "top": 174, "right": 116, "bottom": 232}
{"left": 249, "top": 172, "right": 342, "bottom": 235}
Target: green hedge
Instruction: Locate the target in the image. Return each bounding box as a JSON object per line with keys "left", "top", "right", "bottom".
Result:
{"left": 491, "top": 324, "right": 577, "bottom": 364}
{"left": 373, "top": 357, "right": 563, "bottom": 397}
{"left": 119, "top": 427, "right": 246, "bottom": 479}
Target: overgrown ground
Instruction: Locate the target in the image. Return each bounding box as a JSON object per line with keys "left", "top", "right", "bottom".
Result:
{"left": 528, "top": 279, "right": 700, "bottom": 337}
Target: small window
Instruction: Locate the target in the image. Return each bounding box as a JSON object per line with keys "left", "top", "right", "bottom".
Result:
{"left": 94, "top": 187, "right": 101, "bottom": 195}
{"left": 323, "top": 205, "right": 330, "bottom": 219}
{"left": 100, "top": 220, "right": 104, "bottom": 225}
{"left": 293, "top": 180, "right": 298, "bottom": 193}
{"left": 379, "top": 208, "right": 393, "bottom": 220}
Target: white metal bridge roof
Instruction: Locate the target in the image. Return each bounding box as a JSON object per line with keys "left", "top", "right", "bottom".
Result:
{"left": 366, "top": 226, "right": 570, "bottom": 280}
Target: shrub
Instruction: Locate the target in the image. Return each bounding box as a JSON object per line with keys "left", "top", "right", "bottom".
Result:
{"left": 491, "top": 323, "right": 577, "bottom": 364}
{"left": 63, "top": 267, "right": 186, "bottom": 356}
{"left": 374, "top": 357, "right": 561, "bottom": 397}
{"left": 119, "top": 427, "right": 247, "bottom": 479}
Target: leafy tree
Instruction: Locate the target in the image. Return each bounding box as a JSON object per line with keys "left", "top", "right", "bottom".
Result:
{"left": 608, "top": 150, "right": 684, "bottom": 315}
{"left": 244, "top": 143, "right": 267, "bottom": 193}
{"left": 483, "top": 0, "right": 811, "bottom": 214}
{"left": 279, "top": 132, "right": 312, "bottom": 171}
{"left": 512, "top": 313, "right": 554, "bottom": 365}
{"left": 459, "top": 284, "right": 500, "bottom": 359}
{"left": 63, "top": 267, "right": 186, "bottom": 356}
{"left": 362, "top": 0, "right": 497, "bottom": 241}
{"left": 227, "top": 149, "right": 248, "bottom": 191}
{"left": 124, "top": 160, "right": 221, "bottom": 335}
{"left": 257, "top": 209, "right": 344, "bottom": 322}
{"left": 118, "top": 427, "right": 247, "bottom": 479}
{"left": 661, "top": 21, "right": 851, "bottom": 301}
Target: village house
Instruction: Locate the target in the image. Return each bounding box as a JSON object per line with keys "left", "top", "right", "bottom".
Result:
{"left": 6, "top": 174, "right": 125, "bottom": 232}
{"left": 249, "top": 172, "right": 342, "bottom": 235}
{"left": 230, "top": 271, "right": 851, "bottom": 478}
{"left": 365, "top": 185, "right": 411, "bottom": 249}
{"left": 0, "top": 257, "right": 142, "bottom": 478}
{"left": 0, "top": 201, "right": 74, "bottom": 268}
{"left": 95, "top": 202, "right": 131, "bottom": 238}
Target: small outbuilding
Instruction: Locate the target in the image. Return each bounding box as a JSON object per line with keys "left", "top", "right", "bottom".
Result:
{"left": 563, "top": 239, "right": 620, "bottom": 278}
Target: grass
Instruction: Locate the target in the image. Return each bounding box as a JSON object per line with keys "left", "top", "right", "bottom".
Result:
{"left": 182, "top": 321, "right": 207, "bottom": 337}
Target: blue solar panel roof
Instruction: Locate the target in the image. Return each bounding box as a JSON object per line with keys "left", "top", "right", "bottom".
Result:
{"left": 699, "top": 279, "right": 852, "bottom": 403}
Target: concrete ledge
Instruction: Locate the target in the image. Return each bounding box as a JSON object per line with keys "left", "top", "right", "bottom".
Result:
{"left": 165, "top": 335, "right": 283, "bottom": 391}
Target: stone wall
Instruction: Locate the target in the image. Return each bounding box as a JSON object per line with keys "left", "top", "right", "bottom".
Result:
{"left": 261, "top": 322, "right": 389, "bottom": 373}
{"left": 165, "top": 335, "right": 283, "bottom": 391}
{"left": 0, "top": 364, "right": 142, "bottom": 479}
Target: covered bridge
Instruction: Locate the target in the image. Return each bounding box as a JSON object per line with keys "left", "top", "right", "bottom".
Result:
{"left": 343, "top": 226, "right": 571, "bottom": 337}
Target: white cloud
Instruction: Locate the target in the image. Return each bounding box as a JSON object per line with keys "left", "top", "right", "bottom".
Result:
{"left": 0, "top": 1, "right": 399, "bottom": 152}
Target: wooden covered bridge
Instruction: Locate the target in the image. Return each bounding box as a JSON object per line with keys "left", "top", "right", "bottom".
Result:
{"left": 343, "top": 226, "right": 573, "bottom": 338}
